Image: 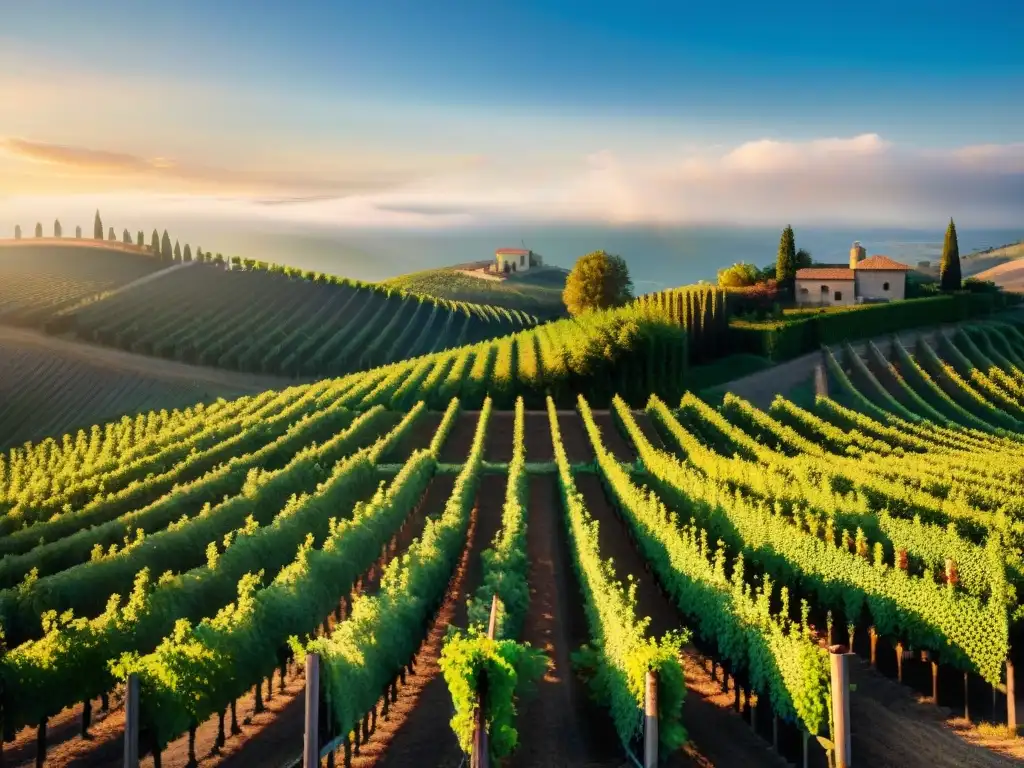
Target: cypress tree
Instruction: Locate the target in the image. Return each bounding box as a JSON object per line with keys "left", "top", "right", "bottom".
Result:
{"left": 35, "top": 222, "right": 43, "bottom": 238}
{"left": 137, "top": 231, "right": 144, "bottom": 247}
{"left": 13, "top": 224, "right": 20, "bottom": 239}
{"left": 151, "top": 229, "right": 160, "bottom": 254}
{"left": 940, "top": 217, "right": 962, "bottom": 291}
{"left": 161, "top": 230, "right": 172, "bottom": 260}
{"left": 183, "top": 244, "right": 192, "bottom": 262}
{"left": 108, "top": 226, "right": 116, "bottom": 241}
{"left": 94, "top": 210, "right": 103, "bottom": 240}
{"left": 76, "top": 225, "right": 82, "bottom": 238}
{"left": 775, "top": 225, "right": 797, "bottom": 293}
{"left": 123, "top": 228, "right": 132, "bottom": 244}
{"left": 196, "top": 246, "right": 203, "bottom": 261}
{"left": 173, "top": 240, "right": 181, "bottom": 260}
{"left": 54, "top": 219, "right": 62, "bottom": 237}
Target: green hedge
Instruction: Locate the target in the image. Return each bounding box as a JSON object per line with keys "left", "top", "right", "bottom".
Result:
{"left": 728, "top": 293, "right": 1021, "bottom": 362}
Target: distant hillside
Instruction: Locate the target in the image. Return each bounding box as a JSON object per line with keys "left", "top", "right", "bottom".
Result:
{"left": 383, "top": 265, "right": 569, "bottom": 319}
{"left": 916, "top": 239, "right": 1024, "bottom": 281}
{"left": 0, "top": 241, "right": 540, "bottom": 380}
{"left": 975, "top": 259, "right": 1024, "bottom": 292}
{"left": 0, "top": 325, "right": 258, "bottom": 450}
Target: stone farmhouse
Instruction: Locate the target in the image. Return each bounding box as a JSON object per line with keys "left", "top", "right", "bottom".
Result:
{"left": 495, "top": 248, "right": 543, "bottom": 274}
{"left": 795, "top": 242, "right": 911, "bottom": 307}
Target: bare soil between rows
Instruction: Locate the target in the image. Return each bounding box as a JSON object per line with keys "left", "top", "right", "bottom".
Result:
{"left": 590, "top": 411, "right": 637, "bottom": 462}
{"left": 557, "top": 412, "right": 594, "bottom": 463}
{"left": 356, "top": 473, "right": 505, "bottom": 767}
{"left": 438, "top": 412, "right": 480, "bottom": 463}
{"left": 524, "top": 411, "right": 554, "bottom": 462}
{"left": 575, "top": 473, "right": 789, "bottom": 767}
{"left": 508, "top": 474, "right": 624, "bottom": 768}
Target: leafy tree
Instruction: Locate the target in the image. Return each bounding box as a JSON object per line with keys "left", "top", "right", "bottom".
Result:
{"left": 562, "top": 250, "right": 633, "bottom": 316}
{"left": 940, "top": 217, "right": 962, "bottom": 291}
{"left": 716, "top": 262, "right": 760, "bottom": 288}
{"left": 13, "top": 224, "right": 20, "bottom": 239}
{"left": 161, "top": 230, "right": 172, "bottom": 260}
{"left": 151, "top": 229, "right": 160, "bottom": 254}
{"left": 75, "top": 225, "right": 82, "bottom": 238}
{"left": 173, "top": 240, "right": 181, "bottom": 260}
{"left": 94, "top": 210, "right": 103, "bottom": 240}
{"left": 34, "top": 222, "right": 43, "bottom": 238}
{"left": 137, "top": 231, "right": 145, "bottom": 247}
{"left": 108, "top": 227, "right": 116, "bottom": 241}
{"left": 53, "top": 219, "right": 62, "bottom": 238}
{"left": 183, "top": 244, "right": 192, "bottom": 262}
{"left": 775, "top": 225, "right": 797, "bottom": 290}
{"left": 123, "top": 229, "right": 132, "bottom": 244}
{"left": 196, "top": 246, "right": 203, "bottom": 261}
{"left": 796, "top": 248, "right": 813, "bottom": 269}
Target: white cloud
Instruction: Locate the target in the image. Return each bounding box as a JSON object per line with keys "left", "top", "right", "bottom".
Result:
{"left": 2, "top": 134, "right": 1022, "bottom": 229}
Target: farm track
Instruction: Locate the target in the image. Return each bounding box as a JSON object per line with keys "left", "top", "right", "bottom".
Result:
{"left": 845, "top": 659, "right": 1023, "bottom": 767}
{"left": 509, "top": 474, "right": 625, "bottom": 768}
{"left": 353, "top": 474, "right": 505, "bottom": 767}
{"left": 575, "top": 473, "right": 789, "bottom": 768}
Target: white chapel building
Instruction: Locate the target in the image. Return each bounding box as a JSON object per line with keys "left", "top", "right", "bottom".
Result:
{"left": 795, "top": 242, "right": 911, "bottom": 307}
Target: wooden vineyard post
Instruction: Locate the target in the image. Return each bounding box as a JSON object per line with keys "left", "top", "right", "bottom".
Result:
{"left": 487, "top": 593, "right": 499, "bottom": 639}
{"left": 932, "top": 660, "right": 939, "bottom": 704}
{"left": 1008, "top": 658, "right": 1017, "bottom": 734}
{"left": 830, "top": 648, "right": 852, "bottom": 768}
{"left": 644, "top": 670, "right": 658, "bottom": 768}
{"left": 895, "top": 642, "right": 904, "bottom": 683}
{"left": 472, "top": 596, "right": 499, "bottom": 768}
{"left": 124, "top": 674, "right": 140, "bottom": 768}
{"left": 303, "top": 653, "right": 320, "bottom": 768}
{"left": 802, "top": 729, "right": 810, "bottom": 768}
{"left": 869, "top": 627, "right": 877, "bottom": 668}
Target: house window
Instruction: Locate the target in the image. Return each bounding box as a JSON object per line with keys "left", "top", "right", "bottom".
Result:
{"left": 883, "top": 281, "right": 890, "bottom": 291}
{"left": 820, "top": 285, "right": 828, "bottom": 293}
{"left": 799, "top": 287, "right": 809, "bottom": 295}
{"left": 834, "top": 290, "right": 843, "bottom": 301}
{"left": 520, "top": 254, "right": 525, "bottom": 266}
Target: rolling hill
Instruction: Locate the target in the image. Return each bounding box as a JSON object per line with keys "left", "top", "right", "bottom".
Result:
{"left": 382, "top": 264, "right": 570, "bottom": 318}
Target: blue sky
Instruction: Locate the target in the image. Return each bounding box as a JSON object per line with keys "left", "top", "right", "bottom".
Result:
{"left": 1, "top": 0, "right": 1022, "bottom": 227}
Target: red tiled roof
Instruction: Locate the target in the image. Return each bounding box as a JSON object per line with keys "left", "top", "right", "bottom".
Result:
{"left": 496, "top": 248, "right": 529, "bottom": 255}
{"left": 857, "top": 254, "right": 911, "bottom": 271}
{"left": 796, "top": 267, "right": 855, "bottom": 280}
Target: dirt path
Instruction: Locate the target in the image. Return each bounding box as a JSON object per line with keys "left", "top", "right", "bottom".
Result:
{"left": 524, "top": 411, "right": 554, "bottom": 462}
{"left": 704, "top": 323, "right": 963, "bottom": 409}
{"left": 439, "top": 411, "right": 481, "bottom": 463}
{"left": 556, "top": 412, "right": 595, "bottom": 463}
{"left": 847, "top": 658, "right": 1023, "bottom": 768}
{"left": 509, "top": 474, "right": 624, "bottom": 768}
{"left": 0, "top": 325, "right": 295, "bottom": 393}
{"left": 575, "top": 473, "right": 789, "bottom": 768}
{"left": 485, "top": 412, "right": 515, "bottom": 462}
{"left": 357, "top": 474, "right": 505, "bottom": 767}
